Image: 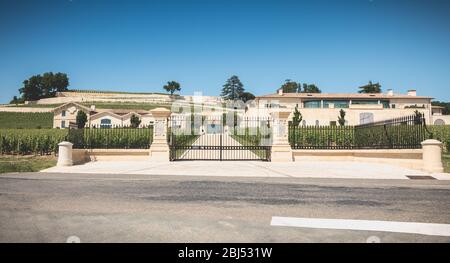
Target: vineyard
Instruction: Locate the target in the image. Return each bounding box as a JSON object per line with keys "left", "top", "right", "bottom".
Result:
{"left": 429, "top": 125, "right": 450, "bottom": 152}
{"left": 68, "top": 127, "right": 154, "bottom": 149}
{"left": 0, "top": 129, "right": 68, "bottom": 155}
{"left": 0, "top": 112, "right": 53, "bottom": 129}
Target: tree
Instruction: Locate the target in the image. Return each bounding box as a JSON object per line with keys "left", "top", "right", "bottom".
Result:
{"left": 358, "top": 81, "right": 382, "bottom": 93}
{"left": 76, "top": 111, "right": 88, "bottom": 129}
{"left": 292, "top": 104, "right": 303, "bottom": 126}
{"left": 18, "top": 72, "right": 69, "bottom": 101}
{"left": 240, "top": 92, "right": 255, "bottom": 102}
{"left": 302, "top": 84, "right": 321, "bottom": 93}
{"left": 163, "top": 81, "right": 181, "bottom": 95}
{"left": 9, "top": 96, "right": 23, "bottom": 105}
{"left": 280, "top": 79, "right": 299, "bottom": 93}
{"left": 413, "top": 110, "right": 423, "bottom": 125}
{"left": 130, "top": 114, "right": 142, "bottom": 128}
{"left": 338, "top": 109, "right": 346, "bottom": 126}
{"left": 221, "top": 75, "right": 245, "bottom": 101}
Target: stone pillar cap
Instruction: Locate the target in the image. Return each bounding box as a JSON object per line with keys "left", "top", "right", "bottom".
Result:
{"left": 58, "top": 141, "right": 73, "bottom": 146}
{"left": 421, "top": 139, "right": 443, "bottom": 146}
{"left": 150, "top": 107, "right": 172, "bottom": 118}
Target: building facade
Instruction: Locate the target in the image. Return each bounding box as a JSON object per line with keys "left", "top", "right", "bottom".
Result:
{"left": 53, "top": 102, "right": 155, "bottom": 128}
{"left": 254, "top": 89, "right": 436, "bottom": 126}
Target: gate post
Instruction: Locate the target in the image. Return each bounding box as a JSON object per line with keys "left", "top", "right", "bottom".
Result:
{"left": 270, "top": 110, "right": 293, "bottom": 162}
{"left": 149, "top": 108, "right": 172, "bottom": 161}
{"left": 421, "top": 139, "right": 444, "bottom": 173}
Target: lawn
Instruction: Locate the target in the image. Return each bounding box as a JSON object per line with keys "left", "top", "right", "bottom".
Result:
{"left": 443, "top": 153, "right": 450, "bottom": 173}
{"left": 0, "top": 155, "right": 57, "bottom": 174}
{"left": 0, "top": 112, "right": 54, "bottom": 129}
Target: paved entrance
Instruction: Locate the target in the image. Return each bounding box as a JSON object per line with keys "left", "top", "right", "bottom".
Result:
{"left": 169, "top": 116, "right": 272, "bottom": 161}
{"left": 179, "top": 134, "right": 261, "bottom": 160}
{"left": 40, "top": 160, "right": 450, "bottom": 180}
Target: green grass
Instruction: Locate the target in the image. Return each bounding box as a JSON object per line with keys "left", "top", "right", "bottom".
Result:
{"left": 6, "top": 103, "right": 63, "bottom": 108}
{"left": 0, "top": 112, "right": 54, "bottom": 129}
{"left": 0, "top": 155, "right": 56, "bottom": 174}
{"left": 443, "top": 153, "right": 450, "bottom": 173}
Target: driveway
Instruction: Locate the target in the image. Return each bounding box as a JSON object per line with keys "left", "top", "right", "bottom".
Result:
{"left": 41, "top": 160, "right": 450, "bottom": 180}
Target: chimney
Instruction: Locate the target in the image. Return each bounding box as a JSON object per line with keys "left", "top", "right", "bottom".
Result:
{"left": 90, "top": 105, "right": 96, "bottom": 111}
{"left": 407, "top": 90, "right": 417, "bottom": 96}
{"left": 387, "top": 89, "right": 394, "bottom": 96}
{"left": 277, "top": 88, "right": 283, "bottom": 96}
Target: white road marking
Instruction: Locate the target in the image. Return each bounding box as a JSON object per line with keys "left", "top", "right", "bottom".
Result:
{"left": 271, "top": 216, "right": 450, "bottom": 237}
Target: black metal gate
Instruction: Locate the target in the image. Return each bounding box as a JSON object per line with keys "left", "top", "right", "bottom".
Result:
{"left": 169, "top": 115, "right": 272, "bottom": 161}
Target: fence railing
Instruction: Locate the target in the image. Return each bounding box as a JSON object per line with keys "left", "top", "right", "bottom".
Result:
{"left": 289, "top": 125, "right": 355, "bottom": 149}
{"left": 289, "top": 113, "right": 432, "bottom": 150}
{"left": 67, "top": 125, "right": 153, "bottom": 149}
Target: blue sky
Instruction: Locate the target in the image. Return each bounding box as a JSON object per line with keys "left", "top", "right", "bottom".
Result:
{"left": 0, "top": 0, "right": 449, "bottom": 103}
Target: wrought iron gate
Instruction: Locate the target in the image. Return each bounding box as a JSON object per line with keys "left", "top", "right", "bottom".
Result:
{"left": 169, "top": 115, "right": 272, "bottom": 161}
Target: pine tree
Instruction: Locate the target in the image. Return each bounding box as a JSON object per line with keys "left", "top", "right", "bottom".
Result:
{"left": 292, "top": 104, "right": 303, "bottom": 126}
{"left": 338, "top": 109, "right": 346, "bottom": 126}
{"left": 221, "top": 75, "right": 245, "bottom": 101}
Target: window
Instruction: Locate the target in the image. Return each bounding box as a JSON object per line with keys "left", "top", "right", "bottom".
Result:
{"left": 100, "top": 119, "right": 112, "bottom": 128}
{"left": 330, "top": 121, "right": 337, "bottom": 126}
{"left": 304, "top": 100, "right": 321, "bottom": 108}
{"left": 359, "top": 113, "right": 374, "bottom": 125}
{"left": 61, "top": 121, "right": 66, "bottom": 128}
{"left": 323, "top": 100, "right": 349, "bottom": 108}
{"left": 352, "top": 100, "right": 379, "bottom": 105}
{"left": 315, "top": 120, "right": 320, "bottom": 126}
{"left": 302, "top": 120, "right": 306, "bottom": 126}
{"left": 380, "top": 100, "right": 390, "bottom": 108}
{"left": 62, "top": 110, "right": 66, "bottom": 117}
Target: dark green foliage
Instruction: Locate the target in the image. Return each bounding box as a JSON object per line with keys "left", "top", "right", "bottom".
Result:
{"left": 9, "top": 96, "right": 24, "bottom": 105}
{"left": 292, "top": 104, "right": 302, "bottom": 126}
{"left": 130, "top": 114, "right": 142, "bottom": 128}
{"left": 240, "top": 92, "right": 255, "bottom": 102}
{"left": 279, "top": 80, "right": 321, "bottom": 93}
{"left": 68, "top": 127, "right": 153, "bottom": 149}
{"left": 0, "top": 129, "right": 68, "bottom": 155}
{"left": 289, "top": 114, "right": 432, "bottom": 149}
{"left": 358, "top": 81, "right": 381, "bottom": 93}
{"left": 76, "top": 111, "right": 88, "bottom": 129}
{"left": 280, "top": 79, "right": 299, "bottom": 93}
{"left": 302, "top": 83, "right": 321, "bottom": 93}
{"left": 163, "top": 81, "right": 181, "bottom": 95}
{"left": 221, "top": 75, "right": 245, "bottom": 101}
{"left": 428, "top": 125, "right": 450, "bottom": 152}
{"left": 18, "top": 72, "right": 69, "bottom": 101}
{"left": 289, "top": 125, "right": 355, "bottom": 149}
{"left": 338, "top": 109, "right": 346, "bottom": 126}
{"left": 0, "top": 112, "right": 53, "bottom": 129}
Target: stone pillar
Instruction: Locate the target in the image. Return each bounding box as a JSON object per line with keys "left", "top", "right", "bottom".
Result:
{"left": 149, "top": 108, "right": 172, "bottom": 161}
{"left": 421, "top": 139, "right": 444, "bottom": 173}
{"left": 270, "top": 110, "right": 293, "bottom": 162}
{"left": 57, "top": 141, "right": 73, "bottom": 167}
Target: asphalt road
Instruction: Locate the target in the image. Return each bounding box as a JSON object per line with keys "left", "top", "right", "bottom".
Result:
{"left": 1, "top": 172, "right": 450, "bottom": 242}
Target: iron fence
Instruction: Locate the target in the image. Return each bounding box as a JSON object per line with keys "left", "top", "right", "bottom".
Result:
{"left": 289, "top": 113, "right": 432, "bottom": 149}
{"left": 67, "top": 125, "right": 153, "bottom": 149}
